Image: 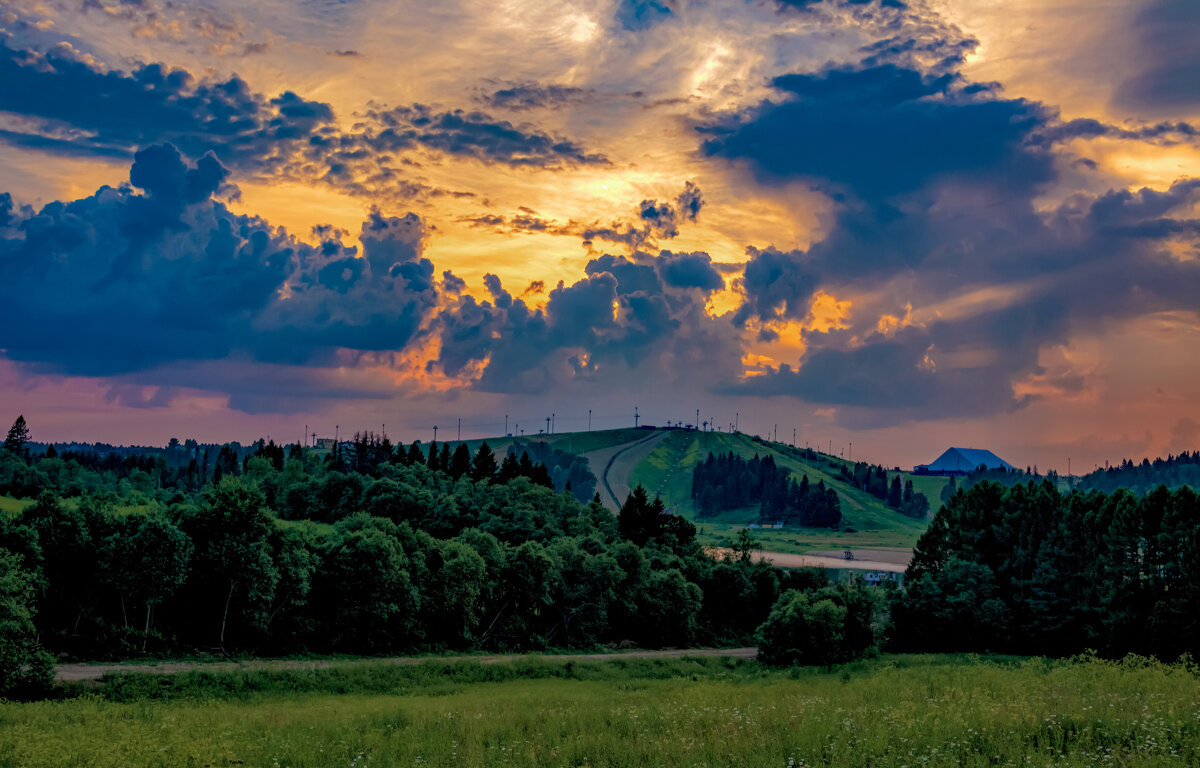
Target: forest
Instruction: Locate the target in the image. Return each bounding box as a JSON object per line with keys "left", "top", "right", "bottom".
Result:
{"left": 838, "top": 461, "right": 930, "bottom": 518}
{"left": 0, "top": 416, "right": 842, "bottom": 698}
{"left": 894, "top": 479, "right": 1200, "bottom": 658}
{"left": 4, "top": 412, "right": 1200, "bottom": 700}
{"left": 939, "top": 450, "right": 1200, "bottom": 499}
{"left": 690, "top": 452, "right": 841, "bottom": 527}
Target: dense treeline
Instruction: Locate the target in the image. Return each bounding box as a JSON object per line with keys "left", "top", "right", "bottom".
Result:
{"left": 0, "top": 416, "right": 851, "bottom": 697}
{"left": 839, "top": 461, "right": 930, "bottom": 518}
{"left": 893, "top": 480, "right": 1200, "bottom": 658}
{"left": 1075, "top": 452, "right": 1200, "bottom": 495}
{"left": 691, "top": 452, "right": 841, "bottom": 527}
{"left": 505, "top": 439, "right": 597, "bottom": 502}
{"left": 943, "top": 452, "right": 1200, "bottom": 500}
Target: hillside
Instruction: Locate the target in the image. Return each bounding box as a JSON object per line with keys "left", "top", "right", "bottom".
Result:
{"left": 545, "top": 427, "right": 947, "bottom": 553}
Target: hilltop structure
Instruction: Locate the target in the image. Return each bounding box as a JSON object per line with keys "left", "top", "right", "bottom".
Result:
{"left": 914, "top": 447, "right": 1015, "bottom": 476}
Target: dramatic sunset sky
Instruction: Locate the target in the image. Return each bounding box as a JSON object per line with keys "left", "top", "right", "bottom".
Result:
{"left": 1, "top": 0, "right": 1198, "bottom": 471}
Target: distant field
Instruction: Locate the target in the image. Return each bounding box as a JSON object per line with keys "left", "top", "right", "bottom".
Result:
{"left": 695, "top": 520, "right": 928, "bottom": 554}
{"left": 4, "top": 654, "right": 1197, "bottom": 767}
{"left": 0, "top": 495, "right": 32, "bottom": 518}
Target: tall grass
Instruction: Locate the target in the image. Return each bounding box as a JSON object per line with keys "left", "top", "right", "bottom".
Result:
{"left": 85, "top": 655, "right": 758, "bottom": 702}
{"left": 4, "top": 654, "right": 1197, "bottom": 767}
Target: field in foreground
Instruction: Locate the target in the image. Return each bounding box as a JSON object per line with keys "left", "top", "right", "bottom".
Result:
{"left": 3, "top": 655, "right": 1198, "bottom": 767}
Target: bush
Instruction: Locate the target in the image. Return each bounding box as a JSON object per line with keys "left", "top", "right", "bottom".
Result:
{"left": 0, "top": 549, "right": 55, "bottom": 699}
{"left": 756, "top": 582, "right": 880, "bottom": 667}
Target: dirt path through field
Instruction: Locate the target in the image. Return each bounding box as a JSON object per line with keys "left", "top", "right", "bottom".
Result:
{"left": 710, "top": 547, "right": 908, "bottom": 573}
{"left": 580, "top": 431, "right": 665, "bottom": 511}
{"left": 755, "top": 551, "right": 907, "bottom": 572}
{"left": 56, "top": 646, "right": 757, "bottom": 682}
{"left": 807, "top": 549, "right": 912, "bottom": 566}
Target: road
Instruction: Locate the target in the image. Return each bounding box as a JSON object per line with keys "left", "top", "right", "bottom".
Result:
{"left": 602, "top": 430, "right": 669, "bottom": 510}
{"left": 753, "top": 551, "right": 907, "bottom": 572}
{"left": 579, "top": 431, "right": 665, "bottom": 511}
{"left": 56, "top": 647, "right": 758, "bottom": 682}
{"left": 710, "top": 547, "right": 909, "bottom": 573}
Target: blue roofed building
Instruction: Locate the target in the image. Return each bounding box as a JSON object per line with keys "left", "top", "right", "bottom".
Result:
{"left": 914, "top": 447, "right": 1015, "bottom": 476}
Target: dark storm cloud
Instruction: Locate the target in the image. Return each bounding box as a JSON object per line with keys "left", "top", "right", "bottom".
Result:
{"left": 1111, "top": 0, "right": 1200, "bottom": 117}
{"left": 0, "top": 145, "right": 437, "bottom": 399}
{"left": 430, "top": 248, "right": 741, "bottom": 394}
{"left": 0, "top": 41, "right": 333, "bottom": 169}
{"left": 737, "top": 333, "right": 1018, "bottom": 418}
{"left": 701, "top": 48, "right": 1200, "bottom": 424}
{"left": 735, "top": 204, "right": 1200, "bottom": 424}
{"left": 586, "top": 254, "right": 661, "bottom": 295}
{"left": 657, "top": 251, "right": 724, "bottom": 292}
{"left": 732, "top": 247, "right": 820, "bottom": 328}
{"left": 701, "top": 64, "right": 1054, "bottom": 203}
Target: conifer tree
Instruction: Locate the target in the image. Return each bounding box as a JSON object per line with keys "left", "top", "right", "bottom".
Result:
{"left": 449, "top": 443, "right": 472, "bottom": 479}
{"left": 471, "top": 442, "right": 498, "bottom": 481}
{"left": 3, "top": 415, "right": 30, "bottom": 453}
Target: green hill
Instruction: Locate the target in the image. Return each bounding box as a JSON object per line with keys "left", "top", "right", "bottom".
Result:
{"left": 520, "top": 427, "right": 947, "bottom": 554}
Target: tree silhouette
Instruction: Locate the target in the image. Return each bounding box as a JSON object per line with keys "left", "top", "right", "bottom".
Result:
{"left": 3, "top": 415, "right": 30, "bottom": 453}
{"left": 471, "top": 442, "right": 498, "bottom": 481}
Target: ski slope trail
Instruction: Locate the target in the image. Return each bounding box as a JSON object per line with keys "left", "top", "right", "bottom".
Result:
{"left": 604, "top": 430, "right": 670, "bottom": 510}
{"left": 579, "top": 431, "right": 666, "bottom": 511}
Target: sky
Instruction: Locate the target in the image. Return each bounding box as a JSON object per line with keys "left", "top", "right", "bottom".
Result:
{"left": 1, "top": 0, "right": 1199, "bottom": 472}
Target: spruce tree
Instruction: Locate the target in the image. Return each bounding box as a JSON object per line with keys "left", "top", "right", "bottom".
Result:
{"left": 449, "top": 443, "right": 472, "bottom": 479}
{"left": 471, "top": 442, "right": 498, "bottom": 481}
{"left": 3, "top": 415, "right": 30, "bottom": 453}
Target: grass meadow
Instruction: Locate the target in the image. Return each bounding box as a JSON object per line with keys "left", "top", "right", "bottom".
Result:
{"left": 3, "top": 654, "right": 1198, "bottom": 767}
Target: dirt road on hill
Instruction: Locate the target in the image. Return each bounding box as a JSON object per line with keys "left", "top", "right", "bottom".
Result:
{"left": 56, "top": 647, "right": 758, "bottom": 682}
{"left": 580, "top": 431, "right": 666, "bottom": 511}
{"left": 603, "top": 430, "right": 669, "bottom": 509}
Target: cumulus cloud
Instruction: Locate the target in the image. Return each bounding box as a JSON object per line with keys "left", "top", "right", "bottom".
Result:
{"left": 0, "top": 143, "right": 729, "bottom": 410}
{"left": 429, "top": 247, "right": 741, "bottom": 395}
{"left": 0, "top": 144, "right": 437, "bottom": 403}
{"left": 703, "top": 46, "right": 1200, "bottom": 424}
{"left": 702, "top": 64, "right": 1053, "bottom": 203}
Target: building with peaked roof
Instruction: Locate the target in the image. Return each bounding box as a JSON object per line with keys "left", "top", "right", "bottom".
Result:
{"left": 914, "top": 447, "right": 1015, "bottom": 476}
